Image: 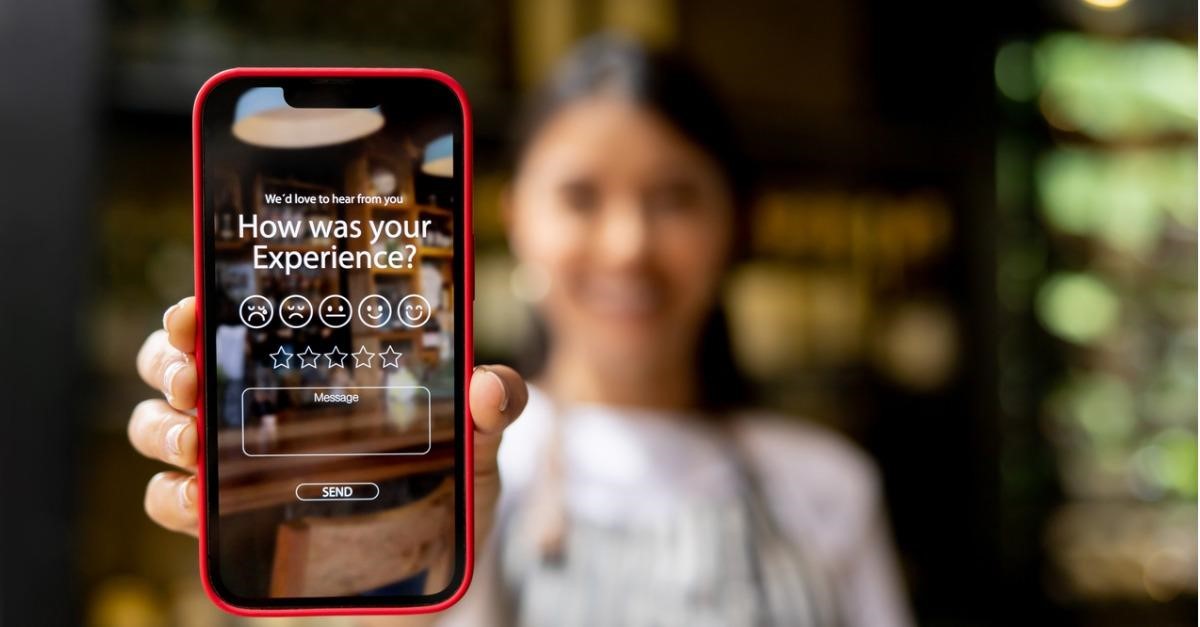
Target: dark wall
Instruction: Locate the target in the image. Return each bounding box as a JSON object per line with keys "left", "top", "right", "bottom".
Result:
{"left": 0, "top": 1, "right": 99, "bottom": 625}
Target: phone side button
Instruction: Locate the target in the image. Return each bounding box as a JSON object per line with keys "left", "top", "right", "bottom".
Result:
{"left": 295, "top": 482, "right": 380, "bottom": 502}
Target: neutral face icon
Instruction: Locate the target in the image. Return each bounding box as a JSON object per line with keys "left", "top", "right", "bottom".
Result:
{"left": 396, "top": 294, "right": 432, "bottom": 328}
{"left": 357, "top": 294, "right": 392, "bottom": 328}
{"left": 239, "top": 295, "right": 274, "bottom": 329}
{"left": 318, "top": 295, "right": 353, "bottom": 328}
{"left": 279, "top": 294, "right": 314, "bottom": 329}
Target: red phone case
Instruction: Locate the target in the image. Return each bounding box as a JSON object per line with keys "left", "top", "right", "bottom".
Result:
{"left": 192, "top": 67, "right": 475, "bottom": 616}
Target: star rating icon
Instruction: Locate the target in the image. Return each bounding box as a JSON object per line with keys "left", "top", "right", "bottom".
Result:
{"left": 297, "top": 346, "right": 320, "bottom": 369}
{"left": 325, "top": 345, "right": 348, "bottom": 368}
{"left": 352, "top": 345, "right": 375, "bottom": 368}
{"left": 379, "top": 346, "right": 404, "bottom": 368}
{"left": 269, "top": 346, "right": 293, "bottom": 369}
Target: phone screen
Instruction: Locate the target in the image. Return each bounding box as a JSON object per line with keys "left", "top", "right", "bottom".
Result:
{"left": 197, "top": 73, "right": 468, "bottom": 609}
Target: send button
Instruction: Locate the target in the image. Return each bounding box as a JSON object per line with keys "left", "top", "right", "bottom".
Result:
{"left": 295, "top": 482, "right": 380, "bottom": 502}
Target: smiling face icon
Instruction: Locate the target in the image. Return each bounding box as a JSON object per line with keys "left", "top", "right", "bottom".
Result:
{"left": 396, "top": 294, "right": 432, "bottom": 328}
{"left": 357, "top": 294, "right": 392, "bottom": 329}
{"left": 278, "top": 294, "right": 314, "bottom": 329}
{"left": 318, "top": 295, "right": 352, "bottom": 328}
{"left": 238, "top": 295, "right": 274, "bottom": 329}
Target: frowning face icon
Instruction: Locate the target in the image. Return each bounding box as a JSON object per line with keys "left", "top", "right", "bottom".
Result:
{"left": 319, "top": 294, "right": 352, "bottom": 328}
{"left": 357, "top": 294, "right": 391, "bottom": 328}
{"left": 279, "top": 295, "right": 313, "bottom": 329}
{"left": 246, "top": 305, "right": 269, "bottom": 321}
{"left": 238, "top": 295, "right": 274, "bottom": 329}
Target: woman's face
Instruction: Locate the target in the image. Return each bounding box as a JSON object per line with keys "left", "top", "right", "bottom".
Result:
{"left": 509, "top": 97, "right": 735, "bottom": 372}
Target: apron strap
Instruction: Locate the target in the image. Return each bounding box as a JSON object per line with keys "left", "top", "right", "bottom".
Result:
{"left": 727, "top": 424, "right": 840, "bottom": 627}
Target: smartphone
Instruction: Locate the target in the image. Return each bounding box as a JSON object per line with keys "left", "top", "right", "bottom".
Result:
{"left": 192, "top": 68, "right": 473, "bottom": 616}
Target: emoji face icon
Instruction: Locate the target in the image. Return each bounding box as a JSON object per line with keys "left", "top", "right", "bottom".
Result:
{"left": 238, "top": 295, "right": 274, "bottom": 329}
{"left": 279, "top": 295, "right": 313, "bottom": 329}
{"left": 318, "top": 295, "right": 352, "bottom": 328}
{"left": 357, "top": 294, "right": 392, "bottom": 329}
{"left": 396, "top": 294, "right": 432, "bottom": 328}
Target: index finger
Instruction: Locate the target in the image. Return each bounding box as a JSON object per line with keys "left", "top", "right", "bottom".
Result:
{"left": 162, "top": 296, "right": 196, "bottom": 354}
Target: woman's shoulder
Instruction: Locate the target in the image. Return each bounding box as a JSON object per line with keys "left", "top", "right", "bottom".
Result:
{"left": 733, "top": 411, "right": 879, "bottom": 490}
{"left": 732, "top": 411, "right": 883, "bottom": 554}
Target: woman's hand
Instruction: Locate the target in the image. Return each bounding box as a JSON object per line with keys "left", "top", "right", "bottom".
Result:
{"left": 130, "top": 296, "right": 527, "bottom": 540}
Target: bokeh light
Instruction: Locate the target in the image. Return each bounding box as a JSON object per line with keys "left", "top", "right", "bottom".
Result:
{"left": 1035, "top": 272, "right": 1120, "bottom": 344}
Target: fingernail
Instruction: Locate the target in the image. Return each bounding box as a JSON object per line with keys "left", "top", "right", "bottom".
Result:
{"left": 487, "top": 369, "right": 509, "bottom": 412}
{"left": 162, "top": 302, "right": 180, "bottom": 331}
{"left": 179, "top": 476, "right": 196, "bottom": 511}
{"left": 165, "top": 421, "right": 185, "bottom": 458}
{"left": 162, "top": 357, "right": 187, "bottom": 404}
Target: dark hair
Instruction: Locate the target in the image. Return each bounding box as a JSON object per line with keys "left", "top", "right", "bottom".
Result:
{"left": 514, "top": 33, "right": 753, "bottom": 411}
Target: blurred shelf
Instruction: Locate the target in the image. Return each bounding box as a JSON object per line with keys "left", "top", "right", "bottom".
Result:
{"left": 363, "top": 203, "right": 413, "bottom": 212}
{"left": 371, "top": 267, "right": 416, "bottom": 276}
{"left": 258, "top": 242, "right": 336, "bottom": 253}
{"left": 378, "top": 329, "right": 420, "bottom": 341}
{"left": 214, "top": 240, "right": 250, "bottom": 252}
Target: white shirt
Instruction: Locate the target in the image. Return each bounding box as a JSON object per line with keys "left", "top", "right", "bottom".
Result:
{"left": 443, "top": 386, "right": 914, "bottom": 627}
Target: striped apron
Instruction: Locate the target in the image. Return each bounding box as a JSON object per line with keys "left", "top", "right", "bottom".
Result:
{"left": 491, "top": 421, "right": 839, "bottom": 627}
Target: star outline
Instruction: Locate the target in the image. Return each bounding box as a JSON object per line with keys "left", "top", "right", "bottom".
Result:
{"left": 325, "top": 345, "right": 348, "bottom": 368}
{"left": 352, "top": 345, "right": 376, "bottom": 368}
{"left": 269, "top": 346, "right": 293, "bottom": 369}
{"left": 379, "top": 345, "right": 404, "bottom": 368}
{"left": 297, "top": 346, "right": 320, "bottom": 369}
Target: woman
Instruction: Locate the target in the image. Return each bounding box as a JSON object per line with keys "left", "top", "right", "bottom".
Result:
{"left": 131, "top": 35, "right": 913, "bottom": 626}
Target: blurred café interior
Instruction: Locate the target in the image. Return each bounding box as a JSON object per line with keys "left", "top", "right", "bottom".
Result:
{"left": 1, "top": 0, "right": 1193, "bottom": 625}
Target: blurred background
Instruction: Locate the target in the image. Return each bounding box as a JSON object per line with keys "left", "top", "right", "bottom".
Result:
{"left": 0, "top": 0, "right": 1195, "bottom": 625}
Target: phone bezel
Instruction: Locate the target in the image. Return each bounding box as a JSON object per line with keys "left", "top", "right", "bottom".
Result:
{"left": 192, "top": 68, "right": 474, "bottom": 616}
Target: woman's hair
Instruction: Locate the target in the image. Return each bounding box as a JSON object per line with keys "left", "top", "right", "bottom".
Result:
{"left": 514, "top": 33, "right": 753, "bottom": 411}
{"left": 515, "top": 34, "right": 753, "bottom": 221}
